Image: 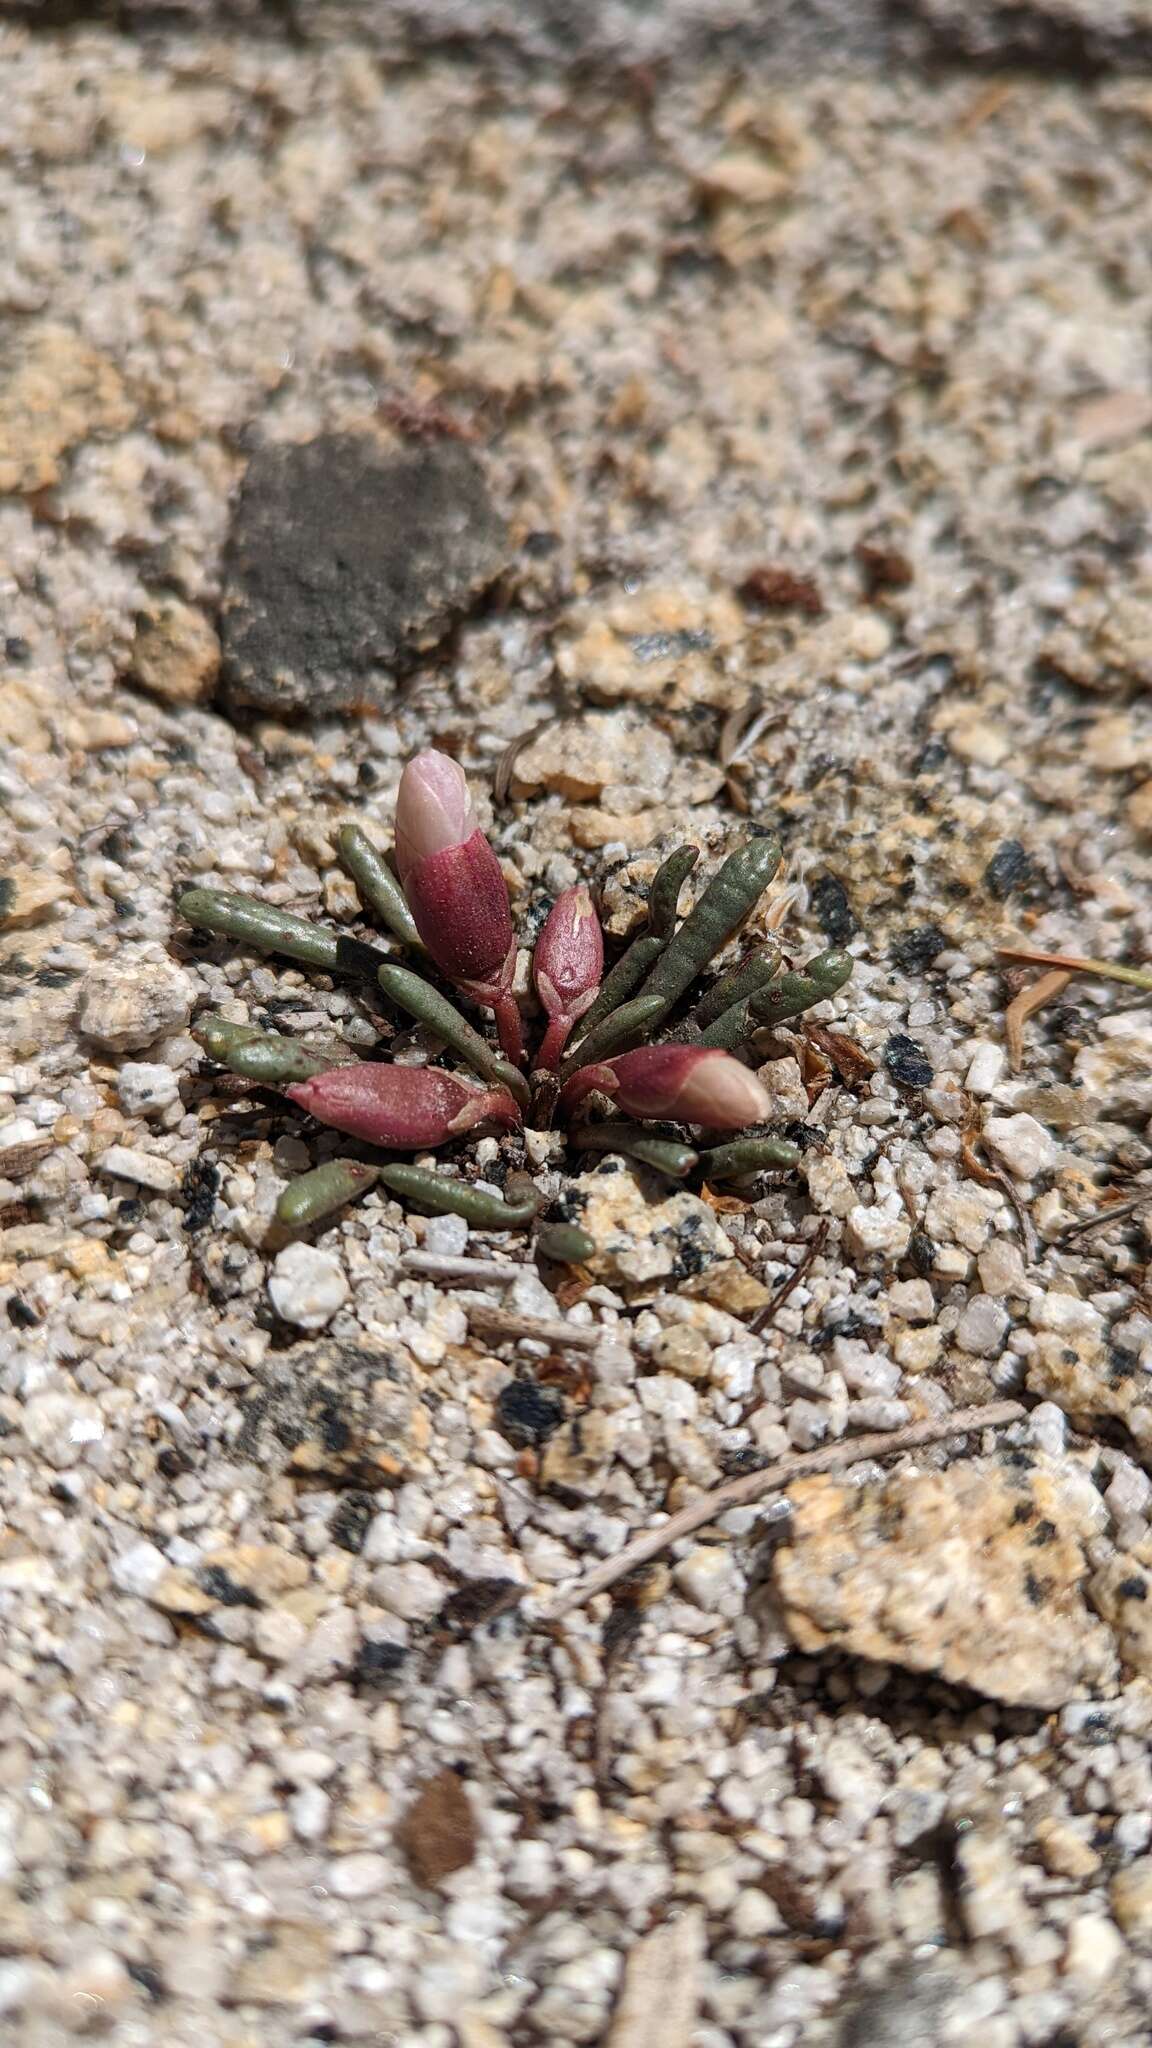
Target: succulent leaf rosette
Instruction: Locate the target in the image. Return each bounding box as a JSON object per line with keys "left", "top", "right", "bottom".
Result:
{"left": 178, "top": 750, "right": 852, "bottom": 1251}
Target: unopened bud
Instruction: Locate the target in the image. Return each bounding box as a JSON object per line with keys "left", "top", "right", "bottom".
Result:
{"left": 394, "top": 750, "right": 515, "bottom": 991}
{"left": 532, "top": 887, "right": 604, "bottom": 1071}
{"left": 287, "top": 1063, "right": 521, "bottom": 1148}
{"left": 560, "top": 1044, "right": 771, "bottom": 1130}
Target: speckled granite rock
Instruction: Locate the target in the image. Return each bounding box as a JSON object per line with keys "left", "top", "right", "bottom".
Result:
{"left": 772, "top": 1454, "right": 1119, "bottom": 1707}
{"left": 237, "top": 1337, "right": 432, "bottom": 1484}
{"left": 562, "top": 1164, "right": 735, "bottom": 1292}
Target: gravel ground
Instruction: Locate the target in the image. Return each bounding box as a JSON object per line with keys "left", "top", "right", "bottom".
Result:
{"left": 3, "top": 17, "right": 1152, "bottom": 2047}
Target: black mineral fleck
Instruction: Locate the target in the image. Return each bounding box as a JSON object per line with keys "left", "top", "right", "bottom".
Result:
{"left": 495, "top": 1377, "right": 565, "bottom": 1448}
{"left": 219, "top": 433, "right": 508, "bottom": 716}
{"left": 329, "top": 1491, "right": 376, "bottom": 1555}
{"left": 890, "top": 924, "right": 949, "bottom": 975}
{"left": 351, "top": 1639, "right": 408, "bottom": 1692}
{"left": 984, "top": 838, "right": 1034, "bottom": 900}
{"left": 810, "top": 874, "right": 857, "bottom": 946}
{"left": 885, "top": 1034, "right": 934, "bottom": 1089}
{"left": 197, "top": 1565, "right": 260, "bottom": 1609}
{"left": 180, "top": 1157, "right": 220, "bottom": 1234}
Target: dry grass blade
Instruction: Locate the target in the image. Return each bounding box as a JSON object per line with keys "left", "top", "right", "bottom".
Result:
{"left": 538, "top": 1400, "right": 1025, "bottom": 1620}
{"left": 1005, "top": 968, "right": 1072, "bottom": 1072}
{"left": 492, "top": 720, "right": 554, "bottom": 805}
{"left": 997, "top": 944, "right": 1152, "bottom": 994}
{"left": 718, "top": 692, "right": 786, "bottom": 770}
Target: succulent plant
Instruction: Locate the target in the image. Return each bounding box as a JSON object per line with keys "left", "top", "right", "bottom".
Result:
{"left": 178, "top": 749, "right": 853, "bottom": 1252}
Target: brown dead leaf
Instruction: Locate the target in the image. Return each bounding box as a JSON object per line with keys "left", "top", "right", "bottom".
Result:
{"left": 737, "top": 565, "right": 823, "bottom": 615}
{"left": 395, "top": 1769, "right": 477, "bottom": 1886}
{"left": 805, "top": 1022, "right": 876, "bottom": 1088}
{"left": 698, "top": 1185, "right": 749, "bottom": 1215}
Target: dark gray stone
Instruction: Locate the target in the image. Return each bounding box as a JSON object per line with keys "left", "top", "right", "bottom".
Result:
{"left": 837, "top": 1968, "right": 953, "bottom": 2048}
{"left": 18, "top": 0, "right": 1152, "bottom": 78}
{"left": 218, "top": 432, "right": 508, "bottom": 717}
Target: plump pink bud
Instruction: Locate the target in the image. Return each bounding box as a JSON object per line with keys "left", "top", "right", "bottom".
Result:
{"left": 532, "top": 887, "right": 604, "bottom": 1070}
{"left": 534, "top": 889, "right": 603, "bottom": 1016}
{"left": 394, "top": 750, "right": 515, "bottom": 990}
{"left": 394, "top": 751, "right": 475, "bottom": 880}
{"left": 561, "top": 1045, "right": 772, "bottom": 1130}
{"left": 287, "top": 1063, "right": 521, "bottom": 1148}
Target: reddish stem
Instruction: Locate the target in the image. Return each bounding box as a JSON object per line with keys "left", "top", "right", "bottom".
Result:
{"left": 492, "top": 990, "right": 526, "bottom": 1068}
{"left": 533, "top": 1014, "right": 573, "bottom": 1076}
{"left": 556, "top": 1062, "right": 615, "bottom": 1120}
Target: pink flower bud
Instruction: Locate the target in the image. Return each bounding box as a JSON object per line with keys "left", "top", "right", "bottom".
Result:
{"left": 560, "top": 1045, "right": 772, "bottom": 1130}
{"left": 532, "top": 887, "right": 603, "bottom": 1071}
{"left": 394, "top": 750, "right": 515, "bottom": 992}
{"left": 394, "top": 751, "right": 475, "bottom": 880}
{"left": 287, "top": 1063, "right": 521, "bottom": 1148}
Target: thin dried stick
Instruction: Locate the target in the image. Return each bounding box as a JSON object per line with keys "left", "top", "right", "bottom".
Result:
{"left": 538, "top": 1399, "right": 1025, "bottom": 1620}
{"left": 1005, "top": 968, "right": 1071, "bottom": 1072}
{"left": 961, "top": 1119, "right": 1038, "bottom": 1266}
{"left": 749, "top": 1219, "right": 830, "bottom": 1335}
{"left": 401, "top": 1253, "right": 522, "bottom": 1284}
{"left": 997, "top": 945, "right": 1152, "bottom": 994}
{"left": 1059, "top": 1194, "right": 1150, "bottom": 1243}
{"left": 466, "top": 1303, "right": 622, "bottom": 1353}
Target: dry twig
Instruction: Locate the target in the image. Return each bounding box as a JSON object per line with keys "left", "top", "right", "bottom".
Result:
{"left": 401, "top": 1253, "right": 521, "bottom": 1285}
{"left": 749, "top": 1219, "right": 830, "bottom": 1335}
{"left": 1059, "top": 1194, "right": 1150, "bottom": 1243}
{"left": 538, "top": 1399, "right": 1025, "bottom": 1620}
{"left": 466, "top": 1303, "right": 622, "bottom": 1353}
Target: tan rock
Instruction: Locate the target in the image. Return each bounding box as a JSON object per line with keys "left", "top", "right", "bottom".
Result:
{"left": 76, "top": 955, "right": 196, "bottom": 1052}
{"left": 1034, "top": 1816, "right": 1102, "bottom": 1881}
{"left": 604, "top": 1908, "right": 704, "bottom": 2048}
{"left": 63, "top": 709, "right": 138, "bottom": 750}
{"left": 556, "top": 587, "right": 748, "bottom": 711}
{"left": 956, "top": 1824, "right": 1026, "bottom": 1942}
{"left": 0, "top": 865, "right": 73, "bottom": 930}
{"left": 648, "top": 1325, "right": 713, "bottom": 1381}
{"left": 772, "top": 1454, "right": 1118, "bottom": 1708}
{"left": 0, "top": 323, "right": 132, "bottom": 495}
{"left": 130, "top": 598, "right": 220, "bottom": 706}
{"left": 510, "top": 711, "right": 675, "bottom": 802}
{"left": 802, "top": 1153, "right": 856, "bottom": 1218}
{"left": 229, "top": 1920, "right": 332, "bottom": 2007}
{"left": 1111, "top": 1856, "right": 1152, "bottom": 1939}
{"left": 755, "top": 1056, "right": 809, "bottom": 1121}
{"left": 681, "top": 1260, "right": 772, "bottom": 1317}
{"left": 1129, "top": 779, "right": 1152, "bottom": 836}
{"left": 540, "top": 1409, "right": 615, "bottom": 1494}
{"left": 1073, "top": 1033, "right": 1152, "bottom": 1121}
{"left": 0, "top": 680, "right": 53, "bottom": 753}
